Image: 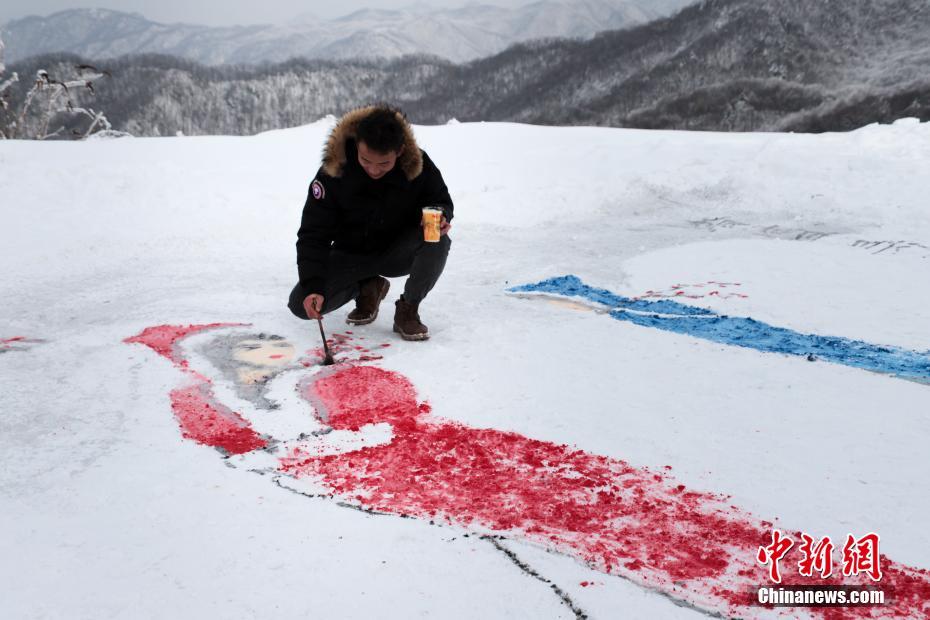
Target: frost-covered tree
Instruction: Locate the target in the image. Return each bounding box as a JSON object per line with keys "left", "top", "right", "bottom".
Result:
{"left": 26, "top": 65, "right": 115, "bottom": 139}
{"left": 1, "top": 34, "right": 116, "bottom": 140}
{"left": 0, "top": 33, "right": 20, "bottom": 138}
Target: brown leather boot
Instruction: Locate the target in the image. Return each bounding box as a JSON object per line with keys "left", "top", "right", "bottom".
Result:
{"left": 346, "top": 276, "right": 390, "bottom": 325}
{"left": 393, "top": 295, "right": 429, "bottom": 341}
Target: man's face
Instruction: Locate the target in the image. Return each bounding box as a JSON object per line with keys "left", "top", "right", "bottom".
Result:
{"left": 357, "top": 140, "right": 403, "bottom": 180}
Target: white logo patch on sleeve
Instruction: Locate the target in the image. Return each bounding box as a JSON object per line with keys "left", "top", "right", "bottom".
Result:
{"left": 311, "top": 179, "right": 325, "bottom": 200}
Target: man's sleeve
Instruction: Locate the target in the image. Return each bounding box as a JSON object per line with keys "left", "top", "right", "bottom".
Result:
{"left": 420, "top": 151, "right": 454, "bottom": 222}
{"left": 296, "top": 172, "right": 339, "bottom": 296}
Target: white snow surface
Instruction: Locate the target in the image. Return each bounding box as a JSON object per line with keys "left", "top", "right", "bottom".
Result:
{"left": 2, "top": 117, "right": 930, "bottom": 619}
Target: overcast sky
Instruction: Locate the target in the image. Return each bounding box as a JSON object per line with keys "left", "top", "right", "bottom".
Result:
{"left": 0, "top": 0, "right": 537, "bottom": 26}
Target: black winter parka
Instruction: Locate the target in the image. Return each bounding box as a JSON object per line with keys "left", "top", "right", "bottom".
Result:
{"left": 295, "top": 112, "right": 453, "bottom": 296}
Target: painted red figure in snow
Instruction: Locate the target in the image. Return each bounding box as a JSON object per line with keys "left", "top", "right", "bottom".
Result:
{"left": 125, "top": 323, "right": 930, "bottom": 619}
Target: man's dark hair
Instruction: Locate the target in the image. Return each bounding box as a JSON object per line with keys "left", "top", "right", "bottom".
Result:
{"left": 356, "top": 106, "right": 406, "bottom": 154}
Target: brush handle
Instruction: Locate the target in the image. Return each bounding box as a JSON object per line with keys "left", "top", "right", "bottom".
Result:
{"left": 317, "top": 318, "right": 333, "bottom": 359}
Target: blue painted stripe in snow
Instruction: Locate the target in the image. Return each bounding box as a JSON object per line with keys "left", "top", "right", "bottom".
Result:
{"left": 509, "top": 275, "right": 930, "bottom": 382}
{"left": 510, "top": 274, "right": 715, "bottom": 316}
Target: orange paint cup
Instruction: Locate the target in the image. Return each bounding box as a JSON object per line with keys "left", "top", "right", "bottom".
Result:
{"left": 422, "top": 207, "right": 443, "bottom": 243}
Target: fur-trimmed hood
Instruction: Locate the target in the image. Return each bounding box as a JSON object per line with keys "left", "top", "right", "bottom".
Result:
{"left": 321, "top": 106, "right": 423, "bottom": 181}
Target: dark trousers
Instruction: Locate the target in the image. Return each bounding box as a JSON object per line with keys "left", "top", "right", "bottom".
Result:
{"left": 288, "top": 227, "right": 451, "bottom": 320}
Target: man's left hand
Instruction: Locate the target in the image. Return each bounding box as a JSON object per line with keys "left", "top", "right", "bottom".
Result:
{"left": 440, "top": 216, "right": 451, "bottom": 236}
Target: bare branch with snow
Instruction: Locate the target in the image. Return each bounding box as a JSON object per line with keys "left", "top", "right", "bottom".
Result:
{"left": 1, "top": 34, "right": 115, "bottom": 140}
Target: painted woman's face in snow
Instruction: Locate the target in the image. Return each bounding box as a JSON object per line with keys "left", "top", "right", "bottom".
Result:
{"left": 232, "top": 339, "right": 296, "bottom": 369}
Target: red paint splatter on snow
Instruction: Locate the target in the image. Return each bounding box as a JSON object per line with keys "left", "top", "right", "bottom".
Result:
{"left": 124, "top": 323, "right": 245, "bottom": 368}
{"left": 170, "top": 383, "right": 266, "bottom": 454}
{"left": 280, "top": 364, "right": 930, "bottom": 619}
{"left": 1, "top": 336, "right": 44, "bottom": 351}
{"left": 303, "top": 333, "right": 392, "bottom": 365}
{"left": 125, "top": 323, "right": 266, "bottom": 454}
{"left": 635, "top": 281, "right": 748, "bottom": 301}
{"left": 1, "top": 336, "right": 25, "bottom": 351}
{"left": 304, "top": 332, "right": 359, "bottom": 365}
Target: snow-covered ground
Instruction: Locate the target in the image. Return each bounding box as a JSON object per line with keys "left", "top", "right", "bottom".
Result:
{"left": 2, "top": 117, "right": 929, "bottom": 619}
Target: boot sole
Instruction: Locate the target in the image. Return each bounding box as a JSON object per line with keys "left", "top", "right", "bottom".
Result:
{"left": 393, "top": 324, "right": 430, "bottom": 341}
{"left": 345, "top": 279, "right": 390, "bottom": 325}
{"left": 346, "top": 312, "right": 378, "bottom": 326}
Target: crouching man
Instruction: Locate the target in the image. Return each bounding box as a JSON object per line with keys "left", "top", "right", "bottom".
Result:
{"left": 287, "top": 104, "right": 453, "bottom": 340}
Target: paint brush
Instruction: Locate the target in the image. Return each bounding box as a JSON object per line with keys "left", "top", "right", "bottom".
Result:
{"left": 317, "top": 318, "right": 335, "bottom": 365}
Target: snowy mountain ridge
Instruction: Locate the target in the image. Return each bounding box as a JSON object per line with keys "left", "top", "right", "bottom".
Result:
{"left": 0, "top": 0, "right": 695, "bottom": 65}
{"left": 5, "top": 0, "right": 928, "bottom": 137}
